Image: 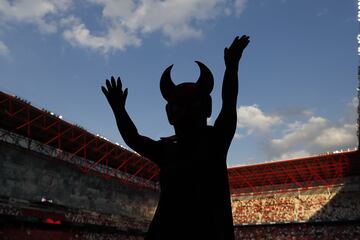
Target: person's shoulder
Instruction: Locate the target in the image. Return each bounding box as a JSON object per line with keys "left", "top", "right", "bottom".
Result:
{"left": 159, "top": 135, "right": 178, "bottom": 144}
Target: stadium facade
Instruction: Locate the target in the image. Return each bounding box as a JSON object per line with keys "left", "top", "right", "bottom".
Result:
{"left": 0, "top": 91, "right": 359, "bottom": 239}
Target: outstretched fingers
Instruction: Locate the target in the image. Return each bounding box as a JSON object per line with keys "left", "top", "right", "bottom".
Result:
{"left": 240, "top": 35, "right": 249, "bottom": 40}
{"left": 117, "top": 77, "right": 122, "bottom": 90}
{"left": 101, "top": 76, "right": 128, "bottom": 112}
{"left": 115, "top": 77, "right": 125, "bottom": 96}
{"left": 231, "top": 36, "right": 239, "bottom": 47}
{"left": 102, "top": 78, "right": 116, "bottom": 102}
{"left": 101, "top": 86, "right": 109, "bottom": 98}
{"left": 240, "top": 35, "right": 250, "bottom": 45}
{"left": 103, "top": 76, "right": 124, "bottom": 93}
{"left": 105, "top": 79, "right": 112, "bottom": 91}
{"left": 230, "top": 35, "right": 249, "bottom": 54}
{"left": 111, "top": 76, "right": 117, "bottom": 89}
{"left": 123, "top": 88, "right": 128, "bottom": 104}
{"left": 103, "top": 76, "right": 127, "bottom": 97}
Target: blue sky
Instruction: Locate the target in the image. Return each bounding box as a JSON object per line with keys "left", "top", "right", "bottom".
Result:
{"left": 0, "top": 0, "right": 358, "bottom": 166}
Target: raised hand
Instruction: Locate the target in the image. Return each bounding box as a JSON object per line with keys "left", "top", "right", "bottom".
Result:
{"left": 101, "top": 76, "right": 128, "bottom": 115}
{"left": 224, "top": 35, "right": 250, "bottom": 69}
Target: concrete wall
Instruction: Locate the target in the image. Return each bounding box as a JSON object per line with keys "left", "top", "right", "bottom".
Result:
{"left": 0, "top": 141, "right": 159, "bottom": 220}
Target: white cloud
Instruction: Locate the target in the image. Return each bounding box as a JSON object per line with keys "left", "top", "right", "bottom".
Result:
{"left": 163, "top": 24, "right": 202, "bottom": 44}
{"left": 0, "top": 0, "right": 247, "bottom": 53}
{"left": 237, "top": 104, "right": 282, "bottom": 134}
{"left": 0, "top": 0, "right": 72, "bottom": 33}
{"left": 274, "top": 107, "right": 314, "bottom": 118}
{"left": 313, "top": 124, "right": 357, "bottom": 149}
{"left": 122, "top": 0, "right": 221, "bottom": 31}
{"left": 270, "top": 117, "right": 328, "bottom": 151}
{"left": 0, "top": 41, "right": 9, "bottom": 56}
{"left": 81, "top": 0, "right": 224, "bottom": 49}
{"left": 268, "top": 117, "right": 357, "bottom": 160}
{"left": 236, "top": 99, "right": 358, "bottom": 161}
{"left": 62, "top": 16, "right": 141, "bottom": 53}
{"left": 278, "top": 150, "right": 310, "bottom": 160}
{"left": 234, "top": 0, "right": 247, "bottom": 16}
{"left": 89, "top": 0, "right": 135, "bottom": 20}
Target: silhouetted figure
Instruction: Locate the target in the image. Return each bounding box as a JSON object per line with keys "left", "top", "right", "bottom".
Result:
{"left": 102, "top": 35, "right": 250, "bottom": 240}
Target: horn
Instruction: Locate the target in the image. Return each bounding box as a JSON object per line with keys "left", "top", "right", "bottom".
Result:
{"left": 195, "top": 61, "right": 214, "bottom": 95}
{"left": 160, "top": 64, "right": 175, "bottom": 101}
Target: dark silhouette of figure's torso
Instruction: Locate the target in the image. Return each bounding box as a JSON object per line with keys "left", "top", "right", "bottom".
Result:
{"left": 102, "top": 35, "right": 249, "bottom": 240}
{"left": 146, "top": 126, "right": 233, "bottom": 240}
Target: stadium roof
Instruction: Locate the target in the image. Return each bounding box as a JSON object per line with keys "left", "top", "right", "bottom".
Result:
{"left": 0, "top": 91, "right": 159, "bottom": 189}
{"left": 1, "top": 91, "right": 359, "bottom": 193}
{"left": 228, "top": 150, "right": 359, "bottom": 195}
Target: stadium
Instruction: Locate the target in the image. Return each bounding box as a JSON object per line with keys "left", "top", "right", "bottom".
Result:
{"left": 0, "top": 89, "right": 359, "bottom": 239}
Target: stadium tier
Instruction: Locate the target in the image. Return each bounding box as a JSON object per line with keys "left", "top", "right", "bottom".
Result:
{"left": 228, "top": 150, "right": 359, "bottom": 195}
{"left": 1, "top": 90, "right": 360, "bottom": 239}
{"left": 0, "top": 91, "right": 160, "bottom": 189}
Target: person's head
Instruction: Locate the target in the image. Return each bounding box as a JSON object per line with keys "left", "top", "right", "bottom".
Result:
{"left": 160, "top": 61, "right": 213, "bottom": 132}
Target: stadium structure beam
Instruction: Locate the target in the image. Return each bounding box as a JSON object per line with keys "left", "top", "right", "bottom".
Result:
{"left": 233, "top": 168, "right": 256, "bottom": 192}
{"left": 144, "top": 169, "right": 161, "bottom": 186}
{"left": 44, "top": 124, "right": 74, "bottom": 146}
{"left": 228, "top": 151, "right": 358, "bottom": 196}
{"left": 115, "top": 154, "right": 135, "bottom": 171}
{"left": 83, "top": 145, "right": 117, "bottom": 173}
{"left": 125, "top": 161, "right": 150, "bottom": 184}
{"left": 0, "top": 91, "right": 160, "bottom": 190}
{"left": 15, "top": 110, "right": 46, "bottom": 131}
{"left": 68, "top": 137, "right": 97, "bottom": 160}
{"left": 2, "top": 91, "right": 358, "bottom": 193}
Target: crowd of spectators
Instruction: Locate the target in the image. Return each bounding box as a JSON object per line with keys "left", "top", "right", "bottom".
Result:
{"left": 232, "top": 187, "right": 360, "bottom": 224}
{"left": 76, "top": 232, "right": 144, "bottom": 240}
{"left": 0, "top": 226, "right": 145, "bottom": 240}
{"left": 2, "top": 222, "right": 360, "bottom": 240}
{"left": 64, "top": 210, "right": 149, "bottom": 232}
{"left": 234, "top": 223, "right": 360, "bottom": 240}
{"left": 0, "top": 204, "right": 20, "bottom": 216}
{"left": 0, "top": 196, "right": 150, "bottom": 233}
{"left": 2, "top": 184, "right": 360, "bottom": 239}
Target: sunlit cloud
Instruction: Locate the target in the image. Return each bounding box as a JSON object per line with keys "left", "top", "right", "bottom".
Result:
{"left": 237, "top": 104, "right": 282, "bottom": 134}
{"left": 0, "top": 0, "right": 247, "bottom": 53}
{"left": 236, "top": 98, "right": 358, "bottom": 161}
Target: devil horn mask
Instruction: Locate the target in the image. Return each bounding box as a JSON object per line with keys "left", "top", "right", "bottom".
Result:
{"left": 160, "top": 61, "right": 214, "bottom": 102}
{"left": 195, "top": 61, "right": 214, "bottom": 95}
{"left": 160, "top": 64, "right": 175, "bottom": 101}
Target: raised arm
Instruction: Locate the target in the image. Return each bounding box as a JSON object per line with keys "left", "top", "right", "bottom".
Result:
{"left": 101, "top": 76, "right": 161, "bottom": 163}
{"left": 214, "top": 35, "right": 250, "bottom": 143}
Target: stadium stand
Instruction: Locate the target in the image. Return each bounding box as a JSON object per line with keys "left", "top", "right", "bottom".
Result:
{"left": 230, "top": 150, "right": 360, "bottom": 239}
{"left": 1, "top": 90, "right": 360, "bottom": 239}
{"left": 232, "top": 183, "right": 360, "bottom": 224}
{"left": 234, "top": 222, "right": 360, "bottom": 240}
